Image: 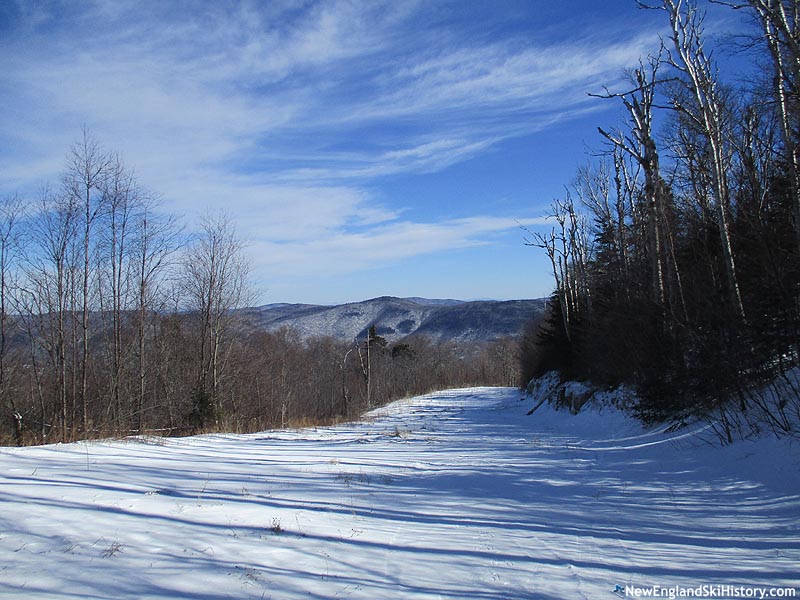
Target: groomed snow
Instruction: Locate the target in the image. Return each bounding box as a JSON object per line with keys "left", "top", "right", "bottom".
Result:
{"left": 1, "top": 388, "right": 798, "bottom": 599}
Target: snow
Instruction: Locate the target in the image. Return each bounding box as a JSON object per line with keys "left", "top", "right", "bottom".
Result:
{"left": 1, "top": 387, "right": 798, "bottom": 599}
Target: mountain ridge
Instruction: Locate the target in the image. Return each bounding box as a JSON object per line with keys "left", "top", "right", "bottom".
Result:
{"left": 240, "top": 296, "right": 546, "bottom": 343}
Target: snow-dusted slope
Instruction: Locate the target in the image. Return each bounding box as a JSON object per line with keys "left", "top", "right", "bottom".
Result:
{"left": 0, "top": 389, "right": 798, "bottom": 599}
{"left": 240, "top": 297, "right": 545, "bottom": 342}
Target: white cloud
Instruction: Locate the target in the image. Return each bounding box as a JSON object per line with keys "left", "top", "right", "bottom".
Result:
{"left": 0, "top": 1, "right": 658, "bottom": 185}
{"left": 156, "top": 177, "right": 397, "bottom": 242}
{"left": 249, "top": 215, "right": 548, "bottom": 279}
{"left": 0, "top": 1, "right": 662, "bottom": 299}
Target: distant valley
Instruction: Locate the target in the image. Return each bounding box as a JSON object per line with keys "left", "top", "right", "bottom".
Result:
{"left": 239, "top": 296, "right": 547, "bottom": 343}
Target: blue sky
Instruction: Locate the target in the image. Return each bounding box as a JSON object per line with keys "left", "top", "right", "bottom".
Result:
{"left": 0, "top": 0, "right": 744, "bottom": 304}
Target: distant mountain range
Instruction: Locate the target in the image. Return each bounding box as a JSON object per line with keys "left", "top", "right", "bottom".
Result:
{"left": 239, "top": 296, "right": 547, "bottom": 343}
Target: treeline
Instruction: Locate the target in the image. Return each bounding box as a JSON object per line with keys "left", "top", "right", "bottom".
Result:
{"left": 521, "top": 0, "right": 800, "bottom": 439}
{"left": 230, "top": 328, "right": 517, "bottom": 432}
{"left": 0, "top": 133, "right": 518, "bottom": 446}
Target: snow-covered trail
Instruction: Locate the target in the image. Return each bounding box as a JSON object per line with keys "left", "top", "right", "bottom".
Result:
{"left": 0, "top": 388, "right": 798, "bottom": 599}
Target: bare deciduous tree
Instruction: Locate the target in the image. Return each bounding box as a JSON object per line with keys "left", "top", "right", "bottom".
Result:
{"left": 132, "top": 201, "right": 181, "bottom": 432}
{"left": 746, "top": 0, "right": 800, "bottom": 248}
{"left": 655, "top": 0, "right": 746, "bottom": 318}
{"left": 526, "top": 193, "right": 592, "bottom": 342}
{"left": 182, "top": 213, "right": 251, "bottom": 428}
{"left": 26, "top": 188, "right": 79, "bottom": 440}
{"left": 63, "top": 130, "right": 113, "bottom": 431}
{"left": 97, "top": 155, "right": 137, "bottom": 426}
{"left": 596, "top": 51, "right": 690, "bottom": 321}
{"left": 0, "top": 195, "right": 23, "bottom": 444}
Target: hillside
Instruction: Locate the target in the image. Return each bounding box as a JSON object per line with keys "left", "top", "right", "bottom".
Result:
{"left": 0, "top": 387, "right": 796, "bottom": 599}
{"left": 240, "top": 296, "right": 546, "bottom": 343}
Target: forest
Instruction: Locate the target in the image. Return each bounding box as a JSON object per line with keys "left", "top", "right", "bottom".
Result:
{"left": 4, "top": 0, "right": 799, "bottom": 446}
{"left": 519, "top": 0, "right": 800, "bottom": 441}
{"left": 0, "top": 135, "right": 517, "bottom": 446}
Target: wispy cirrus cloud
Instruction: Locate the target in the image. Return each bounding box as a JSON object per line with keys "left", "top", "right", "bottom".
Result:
{"left": 0, "top": 0, "right": 663, "bottom": 301}
{"left": 250, "top": 215, "right": 549, "bottom": 278}
{"left": 1, "top": 0, "right": 657, "bottom": 180}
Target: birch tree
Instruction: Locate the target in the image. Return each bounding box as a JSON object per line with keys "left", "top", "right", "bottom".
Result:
{"left": 596, "top": 52, "right": 690, "bottom": 320}
{"left": 746, "top": 0, "right": 800, "bottom": 248}
{"left": 654, "top": 0, "right": 746, "bottom": 318}
{"left": 527, "top": 193, "right": 592, "bottom": 342}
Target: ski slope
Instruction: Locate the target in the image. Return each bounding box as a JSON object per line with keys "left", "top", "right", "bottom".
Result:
{"left": 0, "top": 388, "right": 798, "bottom": 599}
